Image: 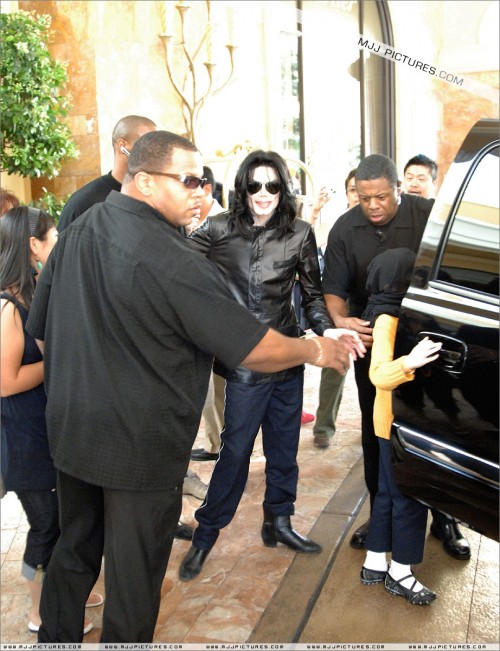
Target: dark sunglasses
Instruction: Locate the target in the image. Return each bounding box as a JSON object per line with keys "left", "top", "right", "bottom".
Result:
{"left": 143, "top": 171, "right": 207, "bottom": 189}
{"left": 247, "top": 180, "right": 281, "bottom": 195}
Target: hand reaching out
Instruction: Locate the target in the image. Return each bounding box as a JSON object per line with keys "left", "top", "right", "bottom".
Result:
{"left": 323, "top": 328, "right": 367, "bottom": 360}
{"left": 404, "top": 336, "right": 442, "bottom": 372}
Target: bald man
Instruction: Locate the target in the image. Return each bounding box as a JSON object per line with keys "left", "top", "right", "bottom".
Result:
{"left": 57, "top": 115, "right": 156, "bottom": 232}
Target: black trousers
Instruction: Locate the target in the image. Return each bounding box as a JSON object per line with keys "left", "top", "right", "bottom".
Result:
{"left": 354, "top": 351, "right": 379, "bottom": 510}
{"left": 38, "top": 470, "right": 182, "bottom": 643}
{"left": 16, "top": 489, "right": 59, "bottom": 578}
{"left": 354, "top": 353, "right": 453, "bottom": 531}
{"left": 194, "top": 374, "right": 303, "bottom": 550}
{"left": 366, "top": 438, "right": 427, "bottom": 564}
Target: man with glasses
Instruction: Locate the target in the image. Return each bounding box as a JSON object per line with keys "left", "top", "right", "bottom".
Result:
{"left": 179, "top": 150, "right": 365, "bottom": 583}
{"left": 27, "top": 131, "right": 356, "bottom": 643}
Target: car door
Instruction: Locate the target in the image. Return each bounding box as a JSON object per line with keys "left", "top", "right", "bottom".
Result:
{"left": 391, "top": 121, "right": 499, "bottom": 541}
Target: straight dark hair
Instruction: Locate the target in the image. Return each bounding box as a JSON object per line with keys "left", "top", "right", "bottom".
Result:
{"left": 0, "top": 206, "right": 55, "bottom": 309}
{"left": 232, "top": 150, "right": 297, "bottom": 240}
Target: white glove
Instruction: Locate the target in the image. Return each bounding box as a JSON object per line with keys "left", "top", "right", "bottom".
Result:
{"left": 323, "top": 328, "right": 366, "bottom": 360}
{"left": 404, "top": 337, "right": 442, "bottom": 371}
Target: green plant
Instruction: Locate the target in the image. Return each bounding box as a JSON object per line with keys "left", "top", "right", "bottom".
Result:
{"left": 30, "top": 187, "right": 70, "bottom": 223}
{"left": 0, "top": 10, "right": 78, "bottom": 178}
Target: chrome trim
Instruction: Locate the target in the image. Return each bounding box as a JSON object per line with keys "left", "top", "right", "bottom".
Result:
{"left": 394, "top": 425, "right": 499, "bottom": 488}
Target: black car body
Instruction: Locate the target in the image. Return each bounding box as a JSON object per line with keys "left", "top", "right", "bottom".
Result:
{"left": 391, "top": 119, "right": 499, "bottom": 542}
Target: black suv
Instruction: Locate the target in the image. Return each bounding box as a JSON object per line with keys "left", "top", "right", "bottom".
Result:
{"left": 391, "top": 118, "right": 499, "bottom": 542}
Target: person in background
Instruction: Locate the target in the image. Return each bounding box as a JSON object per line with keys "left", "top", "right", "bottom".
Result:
{"left": 0, "top": 206, "right": 102, "bottom": 635}
{"left": 295, "top": 184, "right": 331, "bottom": 426}
{"left": 322, "top": 154, "right": 436, "bottom": 550}
{"left": 360, "top": 248, "right": 441, "bottom": 606}
{"left": 57, "top": 115, "right": 157, "bottom": 232}
{"left": 403, "top": 154, "right": 438, "bottom": 199}
{"left": 0, "top": 187, "right": 20, "bottom": 217}
{"left": 179, "top": 150, "right": 365, "bottom": 583}
{"left": 190, "top": 166, "right": 227, "bottom": 462}
{"left": 312, "top": 168, "right": 359, "bottom": 448}
{"left": 27, "top": 131, "right": 354, "bottom": 643}
{"left": 402, "top": 153, "right": 470, "bottom": 559}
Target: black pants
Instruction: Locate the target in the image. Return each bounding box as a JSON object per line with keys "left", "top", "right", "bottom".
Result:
{"left": 366, "top": 438, "right": 427, "bottom": 564}
{"left": 38, "top": 470, "right": 182, "bottom": 643}
{"left": 194, "top": 374, "right": 303, "bottom": 550}
{"left": 16, "top": 489, "right": 60, "bottom": 579}
{"left": 354, "top": 353, "right": 454, "bottom": 531}
{"left": 354, "top": 351, "right": 379, "bottom": 510}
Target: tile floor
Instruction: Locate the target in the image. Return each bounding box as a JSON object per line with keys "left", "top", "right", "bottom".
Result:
{"left": 1, "top": 363, "right": 364, "bottom": 644}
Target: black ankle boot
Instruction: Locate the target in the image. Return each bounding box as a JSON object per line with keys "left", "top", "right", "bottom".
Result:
{"left": 261, "top": 511, "right": 322, "bottom": 553}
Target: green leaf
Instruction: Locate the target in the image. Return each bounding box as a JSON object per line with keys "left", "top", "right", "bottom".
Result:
{"left": 1, "top": 10, "right": 77, "bottom": 178}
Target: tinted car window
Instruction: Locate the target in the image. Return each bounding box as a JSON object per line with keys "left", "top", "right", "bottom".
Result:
{"left": 391, "top": 120, "right": 499, "bottom": 542}
{"left": 437, "top": 146, "right": 499, "bottom": 296}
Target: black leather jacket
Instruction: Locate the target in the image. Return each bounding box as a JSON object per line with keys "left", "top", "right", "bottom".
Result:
{"left": 186, "top": 211, "right": 334, "bottom": 384}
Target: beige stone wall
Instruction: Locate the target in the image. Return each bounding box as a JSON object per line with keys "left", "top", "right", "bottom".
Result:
{"left": 11, "top": 1, "right": 499, "bottom": 204}
{"left": 21, "top": 0, "right": 187, "bottom": 201}
{"left": 390, "top": 0, "right": 498, "bottom": 188}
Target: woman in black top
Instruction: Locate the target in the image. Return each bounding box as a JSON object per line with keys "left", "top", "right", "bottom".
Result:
{"left": 0, "top": 207, "right": 100, "bottom": 633}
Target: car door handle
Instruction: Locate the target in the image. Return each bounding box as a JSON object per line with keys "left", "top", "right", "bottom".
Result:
{"left": 440, "top": 348, "right": 465, "bottom": 369}
{"left": 418, "top": 331, "right": 468, "bottom": 373}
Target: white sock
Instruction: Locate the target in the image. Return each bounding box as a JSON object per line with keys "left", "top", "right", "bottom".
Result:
{"left": 389, "top": 560, "right": 423, "bottom": 591}
{"left": 364, "top": 551, "right": 388, "bottom": 572}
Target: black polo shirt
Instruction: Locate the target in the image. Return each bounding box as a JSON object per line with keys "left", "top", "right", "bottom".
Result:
{"left": 27, "top": 191, "right": 268, "bottom": 490}
{"left": 57, "top": 172, "right": 121, "bottom": 232}
{"left": 322, "top": 193, "right": 433, "bottom": 317}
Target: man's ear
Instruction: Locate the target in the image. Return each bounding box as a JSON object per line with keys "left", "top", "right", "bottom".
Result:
{"left": 134, "top": 172, "right": 153, "bottom": 197}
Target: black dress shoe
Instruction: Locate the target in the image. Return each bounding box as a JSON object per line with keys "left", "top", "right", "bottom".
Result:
{"left": 179, "top": 545, "right": 211, "bottom": 581}
{"left": 430, "top": 519, "right": 471, "bottom": 560}
{"left": 261, "top": 515, "right": 322, "bottom": 553}
{"left": 175, "top": 522, "right": 194, "bottom": 540}
{"left": 350, "top": 519, "right": 370, "bottom": 549}
{"left": 190, "top": 448, "right": 219, "bottom": 461}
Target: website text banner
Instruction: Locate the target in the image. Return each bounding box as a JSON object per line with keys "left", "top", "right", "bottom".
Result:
{"left": 358, "top": 35, "right": 499, "bottom": 105}
{"left": 1, "top": 642, "right": 497, "bottom": 650}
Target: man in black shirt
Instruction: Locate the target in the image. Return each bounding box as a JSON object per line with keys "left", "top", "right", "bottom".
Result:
{"left": 323, "top": 153, "right": 470, "bottom": 560}
{"left": 323, "top": 154, "right": 432, "bottom": 545}
{"left": 27, "top": 130, "right": 354, "bottom": 643}
{"left": 57, "top": 115, "right": 156, "bottom": 232}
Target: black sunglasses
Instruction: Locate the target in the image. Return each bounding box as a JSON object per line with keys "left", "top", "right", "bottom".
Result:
{"left": 247, "top": 180, "right": 281, "bottom": 195}
{"left": 143, "top": 171, "right": 207, "bottom": 189}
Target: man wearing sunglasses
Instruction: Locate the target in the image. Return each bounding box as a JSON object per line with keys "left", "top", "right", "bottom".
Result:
{"left": 179, "top": 149, "right": 365, "bottom": 583}
{"left": 26, "top": 131, "right": 358, "bottom": 643}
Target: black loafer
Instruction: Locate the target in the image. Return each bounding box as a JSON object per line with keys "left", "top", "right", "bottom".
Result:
{"left": 190, "top": 448, "right": 219, "bottom": 461}
{"left": 350, "top": 519, "right": 370, "bottom": 549}
{"left": 179, "top": 545, "right": 211, "bottom": 581}
{"left": 430, "top": 520, "right": 471, "bottom": 561}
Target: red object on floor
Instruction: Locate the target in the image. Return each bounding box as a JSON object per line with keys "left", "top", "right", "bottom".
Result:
{"left": 301, "top": 410, "right": 315, "bottom": 424}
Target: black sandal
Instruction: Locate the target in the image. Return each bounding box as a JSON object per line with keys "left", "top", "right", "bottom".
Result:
{"left": 384, "top": 573, "right": 437, "bottom": 605}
